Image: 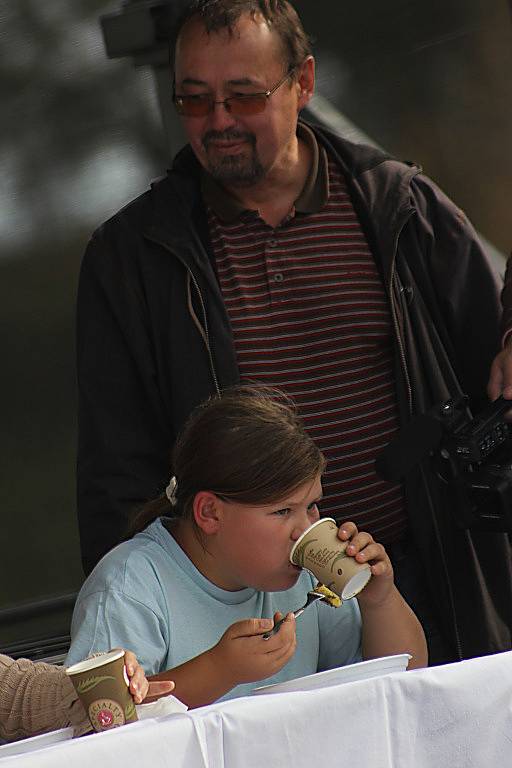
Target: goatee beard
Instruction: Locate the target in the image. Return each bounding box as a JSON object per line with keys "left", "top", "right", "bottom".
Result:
{"left": 207, "top": 155, "right": 265, "bottom": 186}
{"left": 202, "top": 129, "right": 264, "bottom": 187}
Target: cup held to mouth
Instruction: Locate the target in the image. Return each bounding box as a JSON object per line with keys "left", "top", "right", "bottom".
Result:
{"left": 290, "top": 518, "right": 372, "bottom": 600}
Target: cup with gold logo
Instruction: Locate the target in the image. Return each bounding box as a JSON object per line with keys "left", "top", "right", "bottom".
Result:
{"left": 66, "top": 649, "right": 138, "bottom": 732}
{"left": 290, "top": 517, "right": 372, "bottom": 600}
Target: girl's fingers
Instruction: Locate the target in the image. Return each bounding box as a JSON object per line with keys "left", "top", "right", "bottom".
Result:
{"left": 346, "top": 531, "right": 374, "bottom": 555}
{"left": 129, "top": 666, "right": 148, "bottom": 702}
{"left": 267, "top": 620, "right": 297, "bottom": 660}
{"left": 354, "top": 542, "right": 385, "bottom": 562}
{"left": 339, "top": 527, "right": 391, "bottom": 574}
{"left": 263, "top": 614, "right": 295, "bottom": 650}
{"left": 337, "top": 521, "right": 358, "bottom": 540}
{"left": 139, "top": 679, "right": 149, "bottom": 702}
{"left": 271, "top": 638, "right": 297, "bottom": 666}
{"left": 122, "top": 650, "right": 147, "bottom": 703}
{"left": 123, "top": 649, "right": 137, "bottom": 677}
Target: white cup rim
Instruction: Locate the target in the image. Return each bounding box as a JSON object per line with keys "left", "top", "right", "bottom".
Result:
{"left": 289, "top": 517, "right": 337, "bottom": 564}
{"left": 341, "top": 567, "right": 372, "bottom": 599}
{"left": 66, "top": 649, "right": 125, "bottom": 676}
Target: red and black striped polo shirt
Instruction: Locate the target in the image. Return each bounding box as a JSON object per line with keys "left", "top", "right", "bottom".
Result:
{"left": 202, "top": 124, "right": 407, "bottom": 545}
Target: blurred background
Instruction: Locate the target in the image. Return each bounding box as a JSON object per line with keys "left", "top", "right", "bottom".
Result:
{"left": 1, "top": 0, "right": 512, "bottom": 658}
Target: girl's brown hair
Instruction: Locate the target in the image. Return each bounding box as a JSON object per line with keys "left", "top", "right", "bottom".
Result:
{"left": 130, "top": 385, "right": 325, "bottom": 535}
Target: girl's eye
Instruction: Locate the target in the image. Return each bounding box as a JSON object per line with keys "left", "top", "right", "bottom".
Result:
{"left": 272, "top": 508, "right": 290, "bottom": 517}
{"left": 308, "top": 501, "right": 320, "bottom": 512}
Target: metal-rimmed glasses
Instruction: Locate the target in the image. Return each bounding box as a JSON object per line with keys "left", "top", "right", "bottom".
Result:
{"left": 173, "top": 68, "right": 295, "bottom": 118}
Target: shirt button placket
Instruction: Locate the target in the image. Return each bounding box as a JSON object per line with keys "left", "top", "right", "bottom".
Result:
{"left": 266, "top": 234, "right": 284, "bottom": 300}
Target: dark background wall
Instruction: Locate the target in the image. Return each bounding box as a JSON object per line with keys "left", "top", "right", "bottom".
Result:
{"left": 1, "top": 0, "right": 511, "bottom": 650}
{"left": 299, "top": 0, "right": 512, "bottom": 255}
{"left": 0, "top": 0, "right": 166, "bottom": 648}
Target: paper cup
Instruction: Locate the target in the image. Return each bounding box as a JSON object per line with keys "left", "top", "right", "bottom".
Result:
{"left": 290, "top": 518, "right": 372, "bottom": 599}
{"left": 66, "top": 649, "right": 138, "bottom": 732}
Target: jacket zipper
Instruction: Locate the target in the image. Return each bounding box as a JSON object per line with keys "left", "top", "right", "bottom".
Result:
{"left": 390, "top": 214, "right": 464, "bottom": 661}
{"left": 389, "top": 210, "right": 416, "bottom": 416}
{"left": 188, "top": 269, "right": 221, "bottom": 396}
{"left": 145, "top": 235, "right": 221, "bottom": 397}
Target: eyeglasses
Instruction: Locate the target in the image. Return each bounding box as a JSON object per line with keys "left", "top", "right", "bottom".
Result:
{"left": 173, "top": 69, "right": 295, "bottom": 118}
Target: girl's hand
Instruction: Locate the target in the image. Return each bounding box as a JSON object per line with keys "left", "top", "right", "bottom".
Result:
{"left": 211, "top": 613, "right": 296, "bottom": 687}
{"left": 123, "top": 650, "right": 175, "bottom": 704}
{"left": 337, "top": 522, "right": 394, "bottom": 608}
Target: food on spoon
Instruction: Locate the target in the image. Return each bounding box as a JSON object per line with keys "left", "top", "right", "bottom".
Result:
{"left": 313, "top": 582, "right": 342, "bottom": 608}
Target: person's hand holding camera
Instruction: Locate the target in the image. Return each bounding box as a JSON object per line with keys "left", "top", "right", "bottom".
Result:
{"left": 488, "top": 334, "right": 512, "bottom": 402}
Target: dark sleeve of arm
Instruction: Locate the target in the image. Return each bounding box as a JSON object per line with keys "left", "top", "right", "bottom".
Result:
{"left": 77, "top": 228, "right": 171, "bottom": 574}
{"left": 408, "top": 174, "right": 502, "bottom": 406}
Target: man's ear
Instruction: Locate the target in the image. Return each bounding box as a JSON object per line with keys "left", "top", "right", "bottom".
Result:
{"left": 192, "top": 491, "right": 223, "bottom": 535}
{"left": 297, "top": 55, "right": 315, "bottom": 111}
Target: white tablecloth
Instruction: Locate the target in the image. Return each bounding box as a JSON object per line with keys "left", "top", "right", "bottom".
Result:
{"left": 2, "top": 651, "right": 512, "bottom": 767}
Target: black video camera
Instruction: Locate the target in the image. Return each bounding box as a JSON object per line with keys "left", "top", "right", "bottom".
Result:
{"left": 376, "top": 396, "right": 512, "bottom": 532}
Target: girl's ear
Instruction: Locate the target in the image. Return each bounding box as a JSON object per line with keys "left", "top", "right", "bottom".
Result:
{"left": 193, "top": 491, "right": 222, "bottom": 535}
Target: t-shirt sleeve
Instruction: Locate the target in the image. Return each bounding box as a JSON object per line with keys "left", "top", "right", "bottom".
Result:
{"left": 317, "top": 598, "right": 362, "bottom": 671}
{"left": 66, "top": 589, "right": 169, "bottom": 676}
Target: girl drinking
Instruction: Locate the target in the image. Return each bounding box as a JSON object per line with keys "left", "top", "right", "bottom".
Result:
{"left": 67, "top": 386, "right": 426, "bottom": 706}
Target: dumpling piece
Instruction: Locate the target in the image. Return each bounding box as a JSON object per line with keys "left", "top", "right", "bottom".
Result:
{"left": 314, "top": 582, "right": 342, "bottom": 608}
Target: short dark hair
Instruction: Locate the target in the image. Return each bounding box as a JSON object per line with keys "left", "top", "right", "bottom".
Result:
{"left": 173, "top": 0, "right": 312, "bottom": 74}
{"left": 130, "top": 385, "right": 325, "bottom": 535}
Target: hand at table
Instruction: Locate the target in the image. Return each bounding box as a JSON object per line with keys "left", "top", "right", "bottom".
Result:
{"left": 123, "top": 650, "right": 175, "bottom": 704}
{"left": 211, "top": 614, "right": 296, "bottom": 687}
{"left": 337, "top": 521, "right": 394, "bottom": 609}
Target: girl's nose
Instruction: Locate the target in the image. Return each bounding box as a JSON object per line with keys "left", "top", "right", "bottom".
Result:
{"left": 291, "top": 506, "right": 319, "bottom": 540}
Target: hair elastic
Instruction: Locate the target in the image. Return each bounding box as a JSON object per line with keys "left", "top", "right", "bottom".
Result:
{"left": 165, "top": 476, "right": 178, "bottom": 506}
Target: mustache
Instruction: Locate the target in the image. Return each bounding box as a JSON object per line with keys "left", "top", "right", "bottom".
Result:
{"left": 202, "top": 130, "right": 256, "bottom": 149}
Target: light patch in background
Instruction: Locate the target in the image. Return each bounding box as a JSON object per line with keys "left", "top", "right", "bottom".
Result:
{"left": 48, "top": 142, "right": 157, "bottom": 228}
{"left": 52, "top": 19, "right": 115, "bottom": 79}
{"left": 0, "top": 148, "right": 34, "bottom": 246}
{"left": 0, "top": 132, "right": 159, "bottom": 258}
{"left": 0, "top": 2, "right": 164, "bottom": 258}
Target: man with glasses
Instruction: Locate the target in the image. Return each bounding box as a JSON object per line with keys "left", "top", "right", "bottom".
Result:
{"left": 77, "top": 0, "right": 512, "bottom": 665}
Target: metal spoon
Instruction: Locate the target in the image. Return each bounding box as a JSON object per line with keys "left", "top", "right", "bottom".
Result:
{"left": 262, "top": 591, "right": 326, "bottom": 640}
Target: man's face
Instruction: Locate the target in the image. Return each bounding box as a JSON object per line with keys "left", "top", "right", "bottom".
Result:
{"left": 211, "top": 473, "right": 323, "bottom": 592}
{"left": 174, "top": 14, "right": 312, "bottom": 188}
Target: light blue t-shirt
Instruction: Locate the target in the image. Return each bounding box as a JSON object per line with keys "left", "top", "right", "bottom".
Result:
{"left": 66, "top": 518, "right": 362, "bottom": 701}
